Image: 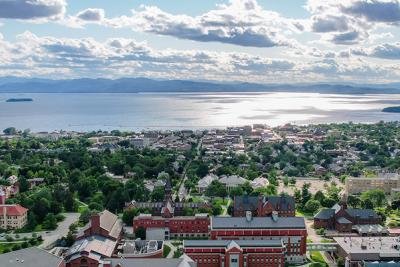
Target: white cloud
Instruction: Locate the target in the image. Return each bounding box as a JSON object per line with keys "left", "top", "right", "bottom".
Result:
{"left": 0, "top": 0, "right": 66, "bottom": 20}
{"left": 305, "top": 0, "right": 400, "bottom": 44}
{"left": 351, "top": 42, "right": 400, "bottom": 59}
{"left": 0, "top": 31, "right": 397, "bottom": 83}
{"left": 84, "top": 0, "right": 303, "bottom": 48}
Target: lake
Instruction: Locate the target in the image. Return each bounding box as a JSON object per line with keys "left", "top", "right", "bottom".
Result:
{"left": 0, "top": 92, "right": 399, "bottom": 132}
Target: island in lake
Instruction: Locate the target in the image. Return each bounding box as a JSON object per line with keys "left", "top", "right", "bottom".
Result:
{"left": 6, "top": 98, "right": 33, "bottom": 102}
{"left": 382, "top": 106, "right": 400, "bottom": 113}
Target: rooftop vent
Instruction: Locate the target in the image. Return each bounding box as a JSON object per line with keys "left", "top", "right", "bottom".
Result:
{"left": 272, "top": 211, "right": 279, "bottom": 222}
{"left": 246, "top": 211, "right": 252, "bottom": 222}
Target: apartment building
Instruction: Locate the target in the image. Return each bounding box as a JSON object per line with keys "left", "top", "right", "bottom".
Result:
{"left": 345, "top": 174, "right": 400, "bottom": 195}
{"left": 0, "top": 204, "right": 29, "bottom": 229}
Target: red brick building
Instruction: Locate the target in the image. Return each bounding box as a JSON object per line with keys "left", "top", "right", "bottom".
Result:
{"left": 133, "top": 213, "right": 210, "bottom": 239}
{"left": 184, "top": 239, "right": 285, "bottom": 267}
{"left": 314, "top": 204, "right": 381, "bottom": 233}
{"left": 233, "top": 195, "right": 295, "bottom": 217}
{"left": 76, "top": 210, "right": 123, "bottom": 241}
{"left": 210, "top": 213, "right": 307, "bottom": 264}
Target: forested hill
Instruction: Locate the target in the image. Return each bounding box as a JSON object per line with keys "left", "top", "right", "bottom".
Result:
{"left": 0, "top": 77, "right": 399, "bottom": 94}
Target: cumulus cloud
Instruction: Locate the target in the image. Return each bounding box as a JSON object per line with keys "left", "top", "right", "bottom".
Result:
{"left": 101, "top": 0, "right": 302, "bottom": 48}
{"left": 0, "top": 0, "right": 66, "bottom": 20}
{"left": 76, "top": 8, "right": 105, "bottom": 22}
{"left": 352, "top": 42, "right": 400, "bottom": 59}
{"left": 305, "top": 0, "right": 400, "bottom": 44}
{"left": 0, "top": 31, "right": 397, "bottom": 83}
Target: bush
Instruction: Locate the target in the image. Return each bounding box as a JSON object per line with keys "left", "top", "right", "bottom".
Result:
{"left": 316, "top": 228, "right": 326, "bottom": 235}
{"left": 21, "top": 242, "right": 29, "bottom": 248}
{"left": 2, "top": 248, "right": 11, "bottom": 253}
{"left": 29, "top": 238, "right": 37, "bottom": 246}
{"left": 12, "top": 244, "right": 21, "bottom": 251}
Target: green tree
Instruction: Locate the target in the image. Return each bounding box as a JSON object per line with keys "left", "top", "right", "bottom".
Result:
{"left": 360, "top": 189, "right": 386, "bottom": 208}
{"left": 304, "top": 200, "right": 321, "bottom": 214}
{"left": 43, "top": 213, "right": 57, "bottom": 230}
{"left": 135, "top": 226, "right": 146, "bottom": 239}
{"left": 3, "top": 127, "right": 17, "bottom": 135}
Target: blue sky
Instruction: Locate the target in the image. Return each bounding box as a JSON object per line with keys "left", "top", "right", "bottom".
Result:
{"left": 0, "top": 0, "right": 399, "bottom": 83}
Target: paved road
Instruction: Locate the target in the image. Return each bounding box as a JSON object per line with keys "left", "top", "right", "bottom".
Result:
{"left": 0, "top": 213, "right": 80, "bottom": 249}
{"left": 39, "top": 213, "right": 80, "bottom": 249}
{"left": 176, "top": 137, "right": 203, "bottom": 201}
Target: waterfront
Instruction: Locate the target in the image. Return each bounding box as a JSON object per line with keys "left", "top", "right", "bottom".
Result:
{"left": 0, "top": 92, "right": 399, "bottom": 132}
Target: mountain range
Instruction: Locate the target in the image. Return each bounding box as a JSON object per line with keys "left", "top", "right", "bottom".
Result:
{"left": 0, "top": 77, "right": 399, "bottom": 94}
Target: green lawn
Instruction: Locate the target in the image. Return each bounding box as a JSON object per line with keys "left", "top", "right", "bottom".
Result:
{"left": 163, "top": 244, "right": 171, "bottom": 258}
{"left": 311, "top": 251, "right": 327, "bottom": 264}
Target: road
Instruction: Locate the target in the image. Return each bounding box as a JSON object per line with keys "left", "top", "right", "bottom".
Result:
{"left": 0, "top": 213, "right": 80, "bottom": 249}
{"left": 176, "top": 137, "right": 203, "bottom": 201}
{"left": 39, "top": 213, "right": 80, "bottom": 249}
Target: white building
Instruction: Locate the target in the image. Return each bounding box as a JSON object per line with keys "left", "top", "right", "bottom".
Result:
{"left": 219, "top": 175, "right": 249, "bottom": 191}
{"left": 197, "top": 174, "right": 218, "bottom": 193}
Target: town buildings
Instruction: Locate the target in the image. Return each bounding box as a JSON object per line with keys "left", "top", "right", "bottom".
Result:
{"left": 0, "top": 188, "right": 28, "bottom": 230}
{"left": 233, "top": 195, "right": 296, "bottom": 217}
{"left": 183, "top": 239, "right": 286, "bottom": 267}
{"left": 126, "top": 178, "right": 210, "bottom": 216}
{"left": 334, "top": 237, "right": 400, "bottom": 267}
{"left": 314, "top": 204, "right": 382, "bottom": 233}
{"left": 345, "top": 173, "right": 400, "bottom": 195}
{"left": 133, "top": 213, "right": 210, "bottom": 240}
{"left": 210, "top": 212, "right": 307, "bottom": 263}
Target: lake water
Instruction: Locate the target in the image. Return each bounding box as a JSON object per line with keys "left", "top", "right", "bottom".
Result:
{"left": 0, "top": 92, "right": 399, "bottom": 132}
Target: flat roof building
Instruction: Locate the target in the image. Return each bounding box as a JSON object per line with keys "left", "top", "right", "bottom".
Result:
{"left": 334, "top": 237, "right": 400, "bottom": 267}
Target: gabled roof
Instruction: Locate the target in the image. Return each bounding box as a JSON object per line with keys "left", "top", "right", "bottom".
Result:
{"left": 314, "top": 209, "right": 335, "bottom": 220}
{"left": 346, "top": 208, "right": 380, "bottom": 219}
{"left": 66, "top": 235, "right": 117, "bottom": 261}
{"left": 337, "top": 217, "right": 352, "bottom": 224}
{"left": 99, "top": 210, "right": 122, "bottom": 240}
{"left": 233, "top": 195, "right": 295, "bottom": 212}
{"left": 0, "top": 204, "right": 28, "bottom": 216}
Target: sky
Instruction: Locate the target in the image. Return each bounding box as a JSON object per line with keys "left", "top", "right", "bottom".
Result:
{"left": 0, "top": 0, "right": 399, "bottom": 83}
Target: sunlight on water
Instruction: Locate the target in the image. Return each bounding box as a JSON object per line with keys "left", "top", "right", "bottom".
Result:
{"left": 0, "top": 92, "right": 399, "bottom": 131}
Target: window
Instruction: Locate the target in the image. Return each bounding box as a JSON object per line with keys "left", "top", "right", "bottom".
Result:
{"left": 231, "top": 259, "right": 238, "bottom": 263}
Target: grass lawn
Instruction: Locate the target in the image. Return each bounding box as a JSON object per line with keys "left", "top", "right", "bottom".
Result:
{"left": 311, "top": 251, "right": 327, "bottom": 264}
{"left": 163, "top": 244, "right": 171, "bottom": 258}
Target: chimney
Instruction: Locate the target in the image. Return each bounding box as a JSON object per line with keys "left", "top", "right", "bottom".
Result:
{"left": 246, "top": 211, "right": 252, "bottom": 222}
{"left": 90, "top": 213, "right": 101, "bottom": 233}
{"left": 0, "top": 189, "right": 5, "bottom": 205}
{"left": 272, "top": 211, "right": 279, "bottom": 222}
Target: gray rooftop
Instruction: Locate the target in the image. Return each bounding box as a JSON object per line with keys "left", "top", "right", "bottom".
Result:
{"left": 106, "top": 257, "right": 196, "bottom": 267}
{"left": 334, "top": 237, "right": 400, "bottom": 261}
{"left": 184, "top": 239, "right": 284, "bottom": 248}
{"left": 0, "top": 247, "right": 63, "bottom": 267}
{"left": 211, "top": 216, "right": 306, "bottom": 229}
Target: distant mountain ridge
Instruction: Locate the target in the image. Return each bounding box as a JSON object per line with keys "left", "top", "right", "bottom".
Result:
{"left": 0, "top": 77, "right": 399, "bottom": 94}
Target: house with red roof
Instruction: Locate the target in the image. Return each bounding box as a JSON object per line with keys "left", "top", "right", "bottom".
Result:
{"left": 0, "top": 204, "right": 28, "bottom": 229}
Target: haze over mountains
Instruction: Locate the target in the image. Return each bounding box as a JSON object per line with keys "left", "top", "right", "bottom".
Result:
{"left": 0, "top": 77, "right": 399, "bottom": 94}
